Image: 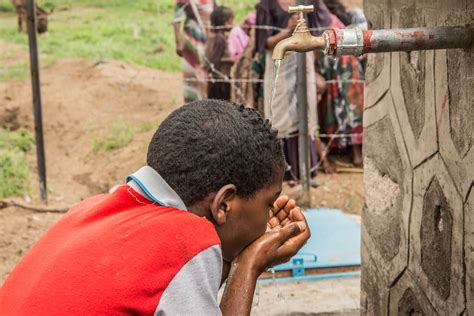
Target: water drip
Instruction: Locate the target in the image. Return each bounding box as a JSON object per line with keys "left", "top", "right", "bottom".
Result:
{"left": 269, "top": 60, "right": 281, "bottom": 123}
{"left": 252, "top": 283, "right": 260, "bottom": 308}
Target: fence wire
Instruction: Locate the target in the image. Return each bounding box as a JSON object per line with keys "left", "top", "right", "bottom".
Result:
{"left": 0, "top": 9, "right": 366, "bottom": 144}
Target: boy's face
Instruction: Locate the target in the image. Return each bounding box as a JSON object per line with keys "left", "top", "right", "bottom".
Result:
{"left": 218, "top": 166, "right": 284, "bottom": 262}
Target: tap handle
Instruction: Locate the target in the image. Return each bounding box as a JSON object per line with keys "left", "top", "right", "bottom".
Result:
{"left": 288, "top": 5, "right": 314, "bottom": 13}
{"left": 288, "top": 5, "right": 314, "bottom": 20}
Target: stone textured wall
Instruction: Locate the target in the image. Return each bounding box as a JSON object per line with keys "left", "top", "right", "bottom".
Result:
{"left": 361, "top": 0, "right": 473, "bottom": 314}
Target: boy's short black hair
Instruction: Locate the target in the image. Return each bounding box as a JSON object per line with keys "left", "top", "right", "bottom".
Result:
{"left": 210, "top": 5, "right": 234, "bottom": 29}
{"left": 147, "top": 100, "right": 285, "bottom": 206}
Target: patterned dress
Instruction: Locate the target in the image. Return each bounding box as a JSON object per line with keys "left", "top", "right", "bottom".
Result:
{"left": 174, "top": 0, "right": 214, "bottom": 102}
{"left": 317, "top": 54, "right": 364, "bottom": 149}
{"left": 315, "top": 10, "right": 364, "bottom": 152}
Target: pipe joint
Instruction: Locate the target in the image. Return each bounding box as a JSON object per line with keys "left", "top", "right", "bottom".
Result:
{"left": 324, "top": 28, "right": 364, "bottom": 57}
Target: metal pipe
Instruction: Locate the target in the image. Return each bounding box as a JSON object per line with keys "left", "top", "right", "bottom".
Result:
{"left": 274, "top": 26, "right": 472, "bottom": 60}
{"left": 26, "top": 0, "right": 48, "bottom": 202}
{"left": 325, "top": 26, "right": 473, "bottom": 57}
{"left": 295, "top": 0, "right": 311, "bottom": 207}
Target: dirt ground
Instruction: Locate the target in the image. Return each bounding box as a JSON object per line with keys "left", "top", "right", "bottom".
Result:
{"left": 0, "top": 40, "right": 363, "bottom": 286}
{"left": 252, "top": 276, "right": 360, "bottom": 315}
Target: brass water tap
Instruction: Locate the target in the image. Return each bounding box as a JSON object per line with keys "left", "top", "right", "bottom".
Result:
{"left": 272, "top": 5, "right": 327, "bottom": 60}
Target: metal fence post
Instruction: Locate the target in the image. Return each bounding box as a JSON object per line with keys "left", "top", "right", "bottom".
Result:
{"left": 296, "top": 0, "right": 311, "bottom": 207}
{"left": 26, "top": 0, "right": 47, "bottom": 201}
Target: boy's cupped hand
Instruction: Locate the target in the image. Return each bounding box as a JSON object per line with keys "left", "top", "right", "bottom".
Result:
{"left": 238, "top": 195, "right": 310, "bottom": 275}
{"left": 267, "top": 195, "right": 296, "bottom": 230}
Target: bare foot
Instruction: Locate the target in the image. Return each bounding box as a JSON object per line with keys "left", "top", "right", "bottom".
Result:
{"left": 322, "top": 160, "right": 335, "bottom": 174}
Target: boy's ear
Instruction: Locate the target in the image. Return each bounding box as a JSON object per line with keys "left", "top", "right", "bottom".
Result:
{"left": 211, "top": 184, "right": 237, "bottom": 225}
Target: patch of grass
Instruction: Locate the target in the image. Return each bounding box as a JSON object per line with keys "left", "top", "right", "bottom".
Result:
{"left": 0, "top": 2, "right": 14, "bottom": 13}
{"left": 0, "top": 128, "right": 35, "bottom": 152}
{"left": 221, "top": 0, "right": 257, "bottom": 22}
{"left": 0, "top": 1, "right": 180, "bottom": 71}
{"left": 0, "top": 149, "right": 30, "bottom": 198}
{"left": 0, "top": 57, "right": 56, "bottom": 81}
{"left": 344, "top": 191, "right": 360, "bottom": 213}
{"left": 170, "top": 96, "right": 178, "bottom": 107}
{"left": 0, "top": 61, "right": 29, "bottom": 81}
{"left": 0, "top": 128, "right": 35, "bottom": 198}
{"left": 138, "top": 121, "right": 154, "bottom": 133}
{"left": 93, "top": 120, "right": 134, "bottom": 153}
{"left": 0, "top": 0, "right": 258, "bottom": 73}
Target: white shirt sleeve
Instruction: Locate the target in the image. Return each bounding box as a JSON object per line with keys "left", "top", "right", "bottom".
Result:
{"left": 154, "top": 245, "right": 223, "bottom": 316}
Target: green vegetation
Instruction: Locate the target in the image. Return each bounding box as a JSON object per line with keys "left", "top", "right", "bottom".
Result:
{"left": 138, "top": 121, "right": 154, "bottom": 133}
{"left": 93, "top": 120, "right": 134, "bottom": 153}
{"left": 345, "top": 191, "right": 361, "bottom": 214}
{"left": 0, "top": 128, "right": 35, "bottom": 198}
{"left": 0, "top": 128, "right": 35, "bottom": 152}
{"left": 0, "top": 1, "right": 14, "bottom": 13}
{"left": 0, "top": 61, "right": 29, "bottom": 81}
{"left": 0, "top": 1, "right": 179, "bottom": 72}
{"left": 0, "top": 0, "right": 257, "bottom": 76}
{"left": 221, "top": 0, "right": 256, "bottom": 22}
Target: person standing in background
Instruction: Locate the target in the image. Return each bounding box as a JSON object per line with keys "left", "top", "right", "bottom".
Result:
{"left": 173, "top": 0, "right": 215, "bottom": 102}
{"left": 228, "top": 12, "right": 261, "bottom": 110}
{"left": 204, "top": 6, "right": 234, "bottom": 100}
{"left": 255, "top": 0, "right": 333, "bottom": 186}
{"left": 228, "top": 12, "right": 256, "bottom": 63}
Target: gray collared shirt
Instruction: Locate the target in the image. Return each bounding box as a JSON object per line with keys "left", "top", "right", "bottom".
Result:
{"left": 127, "top": 165, "right": 187, "bottom": 211}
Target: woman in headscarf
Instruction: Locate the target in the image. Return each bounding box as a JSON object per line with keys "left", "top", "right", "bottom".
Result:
{"left": 173, "top": 0, "right": 214, "bottom": 102}
{"left": 255, "top": 0, "right": 333, "bottom": 185}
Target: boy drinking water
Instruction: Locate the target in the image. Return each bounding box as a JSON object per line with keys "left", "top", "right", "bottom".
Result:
{"left": 0, "top": 100, "right": 310, "bottom": 315}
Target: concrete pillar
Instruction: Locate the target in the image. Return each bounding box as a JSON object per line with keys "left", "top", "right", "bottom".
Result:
{"left": 361, "top": 0, "right": 473, "bottom": 314}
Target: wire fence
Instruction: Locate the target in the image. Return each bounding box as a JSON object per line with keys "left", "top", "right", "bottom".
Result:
{"left": 0, "top": 9, "right": 366, "bottom": 154}
{"left": 0, "top": 58, "right": 366, "bottom": 144}
{"left": 175, "top": 77, "right": 365, "bottom": 84}
{"left": 200, "top": 24, "right": 336, "bottom": 33}
{"left": 173, "top": 2, "right": 365, "bottom": 32}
